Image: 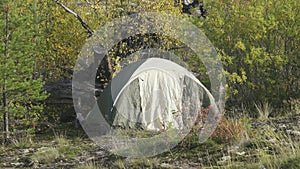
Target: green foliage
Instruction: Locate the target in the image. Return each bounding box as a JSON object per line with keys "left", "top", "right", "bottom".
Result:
{"left": 1, "top": 0, "right": 298, "bottom": 135}
{"left": 40, "top": 1, "right": 88, "bottom": 81}
{"left": 39, "top": 0, "right": 183, "bottom": 82}
{"left": 0, "top": 1, "right": 48, "bottom": 137}
{"left": 196, "top": 0, "right": 299, "bottom": 109}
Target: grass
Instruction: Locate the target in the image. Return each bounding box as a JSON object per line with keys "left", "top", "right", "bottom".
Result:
{"left": 1, "top": 106, "right": 300, "bottom": 168}
{"left": 255, "top": 102, "right": 273, "bottom": 120}
{"left": 211, "top": 117, "right": 246, "bottom": 144}
{"left": 11, "top": 135, "right": 34, "bottom": 149}
{"left": 32, "top": 147, "right": 60, "bottom": 163}
{"left": 280, "top": 154, "right": 300, "bottom": 168}
{"left": 30, "top": 131, "right": 82, "bottom": 164}
{"left": 54, "top": 134, "right": 69, "bottom": 146}
{"left": 227, "top": 122, "right": 300, "bottom": 169}
{"left": 54, "top": 132, "right": 83, "bottom": 158}
{"left": 77, "top": 161, "right": 101, "bottom": 169}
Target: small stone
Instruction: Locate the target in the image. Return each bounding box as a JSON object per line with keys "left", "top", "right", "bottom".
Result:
{"left": 189, "top": 162, "right": 199, "bottom": 166}
{"left": 228, "top": 146, "right": 239, "bottom": 152}
{"left": 279, "top": 124, "right": 286, "bottom": 129}
{"left": 160, "top": 163, "right": 172, "bottom": 168}
{"left": 38, "top": 147, "right": 48, "bottom": 150}
{"left": 128, "top": 2, "right": 137, "bottom": 6}
{"left": 220, "top": 156, "right": 231, "bottom": 162}
{"left": 11, "top": 162, "right": 24, "bottom": 167}
{"left": 291, "top": 130, "right": 300, "bottom": 136}
{"left": 258, "top": 165, "right": 266, "bottom": 169}
{"left": 21, "top": 149, "right": 30, "bottom": 154}
{"left": 95, "top": 151, "right": 105, "bottom": 156}
{"left": 268, "top": 138, "right": 277, "bottom": 143}
{"left": 236, "top": 151, "right": 246, "bottom": 156}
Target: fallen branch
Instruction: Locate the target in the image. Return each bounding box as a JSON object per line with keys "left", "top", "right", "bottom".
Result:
{"left": 85, "top": 0, "right": 92, "bottom": 5}
{"left": 53, "top": 0, "right": 94, "bottom": 36}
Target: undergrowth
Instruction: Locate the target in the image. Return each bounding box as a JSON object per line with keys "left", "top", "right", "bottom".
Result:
{"left": 1, "top": 106, "right": 300, "bottom": 168}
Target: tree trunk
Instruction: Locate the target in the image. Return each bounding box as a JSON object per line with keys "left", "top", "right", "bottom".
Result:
{"left": 3, "top": 8, "right": 9, "bottom": 143}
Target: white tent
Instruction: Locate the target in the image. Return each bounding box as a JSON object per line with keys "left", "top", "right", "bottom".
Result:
{"left": 85, "top": 58, "right": 208, "bottom": 131}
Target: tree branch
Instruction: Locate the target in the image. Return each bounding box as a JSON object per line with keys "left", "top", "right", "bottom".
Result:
{"left": 53, "top": 0, "right": 94, "bottom": 36}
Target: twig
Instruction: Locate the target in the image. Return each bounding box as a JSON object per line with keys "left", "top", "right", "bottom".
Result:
{"left": 85, "top": 0, "right": 92, "bottom": 5}
{"left": 53, "top": 0, "right": 94, "bottom": 36}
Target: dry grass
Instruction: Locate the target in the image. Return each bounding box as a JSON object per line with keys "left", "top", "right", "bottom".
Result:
{"left": 77, "top": 161, "right": 101, "bottom": 169}
{"left": 32, "top": 147, "right": 60, "bottom": 163}
{"left": 255, "top": 102, "right": 273, "bottom": 120}
{"left": 211, "top": 117, "right": 245, "bottom": 144}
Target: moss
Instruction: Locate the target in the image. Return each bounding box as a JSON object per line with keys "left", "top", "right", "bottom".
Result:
{"left": 58, "top": 145, "right": 82, "bottom": 158}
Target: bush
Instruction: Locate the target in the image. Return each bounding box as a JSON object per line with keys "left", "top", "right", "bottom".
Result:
{"left": 211, "top": 117, "right": 245, "bottom": 144}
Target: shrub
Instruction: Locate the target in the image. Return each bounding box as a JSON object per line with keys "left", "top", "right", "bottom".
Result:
{"left": 211, "top": 117, "right": 245, "bottom": 144}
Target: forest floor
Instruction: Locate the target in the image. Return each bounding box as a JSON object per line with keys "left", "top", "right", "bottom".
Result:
{"left": 1, "top": 113, "right": 300, "bottom": 169}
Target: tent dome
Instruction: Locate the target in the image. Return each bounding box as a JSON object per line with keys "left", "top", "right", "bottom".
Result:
{"left": 95, "top": 58, "right": 205, "bottom": 130}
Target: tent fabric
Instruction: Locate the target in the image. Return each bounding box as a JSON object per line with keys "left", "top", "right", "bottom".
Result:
{"left": 90, "top": 58, "right": 206, "bottom": 131}
{"left": 112, "top": 69, "right": 183, "bottom": 130}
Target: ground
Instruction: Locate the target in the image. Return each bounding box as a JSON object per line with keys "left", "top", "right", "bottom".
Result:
{"left": 1, "top": 113, "right": 300, "bottom": 169}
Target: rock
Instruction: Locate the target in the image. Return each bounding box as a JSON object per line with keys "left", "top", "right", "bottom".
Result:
{"left": 95, "top": 151, "right": 106, "bottom": 156}
{"left": 18, "top": 156, "right": 34, "bottom": 167}
{"left": 11, "top": 162, "right": 24, "bottom": 167}
{"left": 286, "top": 130, "right": 300, "bottom": 137}
{"left": 268, "top": 138, "right": 277, "bottom": 143}
{"left": 29, "top": 148, "right": 35, "bottom": 153}
{"left": 219, "top": 156, "right": 231, "bottom": 163}
{"left": 258, "top": 165, "right": 266, "bottom": 169}
{"left": 189, "top": 162, "right": 199, "bottom": 166}
{"left": 128, "top": 2, "right": 137, "bottom": 7}
{"left": 290, "top": 130, "right": 300, "bottom": 136}
{"left": 160, "top": 162, "right": 172, "bottom": 168}
{"left": 228, "top": 145, "right": 239, "bottom": 152}
{"left": 235, "top": 151, "right": 246, "bottom": 156}
{"left": 21, "top": 149, "right": 30, "bottom": 154}
{"left": 38, "top": 147, "right": 48, "bottom": 150}
{"left": 278, "top": 124, "right": 286, "bottom": 130}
